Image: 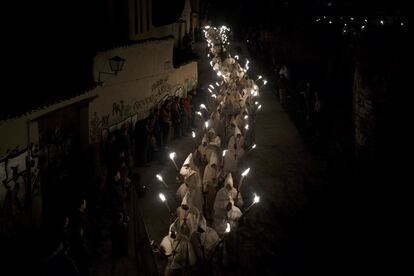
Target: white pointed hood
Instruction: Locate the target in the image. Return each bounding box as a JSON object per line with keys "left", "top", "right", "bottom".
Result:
{"left": 234, "top": 126, "right": 242, "bottom": 137}
{"left": 180, "top": 153, "right": 193, "bottom": 176}
{"left": 224, "top": 173, "right": 234, "bottom": 188}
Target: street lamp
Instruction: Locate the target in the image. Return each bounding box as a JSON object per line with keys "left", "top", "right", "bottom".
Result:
{"left": 97, "top": 56, "right": 126, "bottom": 85}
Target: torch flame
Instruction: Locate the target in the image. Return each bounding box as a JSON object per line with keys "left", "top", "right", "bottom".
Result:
{"left": 159, "top": 193, "right": 166, "bottom": 202}
{"left": 242, "top": 168, "right": 250, "bottom": 177}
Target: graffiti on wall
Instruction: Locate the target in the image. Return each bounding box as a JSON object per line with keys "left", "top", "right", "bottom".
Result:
{"left": 90, "top": 72, "right": 197, "bottom": 144}
{"left": 0, "top": 144, "right": 40, "bottom": 220}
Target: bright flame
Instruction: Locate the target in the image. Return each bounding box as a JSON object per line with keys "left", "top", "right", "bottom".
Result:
{"left": 255, "top": 101, "right": 259, "bottom": 105}
{"left": 253, "top": 91, "right": 259, "bottom": 97}
{"left": 222, "top": 149, "right": 228, "bottom": 157}
{"left": 258, "top": 105, "right": 262, "bottom": 110}
{"left": 196, "top": 111, "right": 202, "bottom": 116}
{"left": 216, "top": 82, "right": 220, "bottom": 87}
{"left": 263, "top": 80, "right": 268, "bottom": 85}
{"left": 169, "top": 152, "right": 176, "bottom": 160}
{"left": 156, "top": 174, "right": 163, "bottom": 182}
{"left": 258, "top": 75, "right": 262, "bottom": 80}
{"left": 159, "top": 193, "right": 166, "bottom": 202}
{"left": 241, "top": 168, "right": 250, "bottom": 177}
{"left": 244, "top": 115, "right": 248, "bottom": 120}
{"left": 225, "top": 223, "right": 231, "bottom": 233}
{"left": 208, "top": 88, "right": 212, "bottom": 93}
{"left": 200, "top": 104, "right": 207, "bottom": 110}
{"left": 252, "top": 144, "right": 256, "bottom": 149}
{"left": 217, "top": 71, "right": 222, "bottom": 77}
{"left": 253, "top": 194, "right": 260, "bottom": 204}
{"left": 235, "top": 55, "right": 239, "bottom": 60}
{"left": 245, "top": 124, "right": 249, "bottom": 130}
{"left": 212, "top": 94, "right": 217, "bottom": 98}
{"left": 192, "top": 131, "right": 196, "bottom": 138}
{"left": 205, "top": 121, "right": 209, "bottom": 129}
{"left": 209, "top": 84, "right": 214, "bottom": 89}
{"left": 380, "top": 20, "right": 384, "bottom": 25}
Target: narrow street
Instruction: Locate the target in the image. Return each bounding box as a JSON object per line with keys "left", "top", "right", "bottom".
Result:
{"left": 103, "top": 40, "right": 328, "bottom": 275}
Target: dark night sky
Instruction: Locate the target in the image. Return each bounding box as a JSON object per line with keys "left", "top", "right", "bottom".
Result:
{"left": 2, "top": 0, "right": 408, "bottom": 119}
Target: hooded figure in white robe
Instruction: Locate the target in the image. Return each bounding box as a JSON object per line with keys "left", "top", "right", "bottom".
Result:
{"left": 226, "top": 200, "right": 243, "bottom": 229}
{"left": 235, "top": 110, "right": 248, "bottom": 130}
{"left": 200, "top": 226, "right": 220, "bottom": 261}
{"left": 179, "top": 153, "right": 204, "bottom": 211}
{"left": 169, "top": 224, "right": 198, "bottom": 271}
{"left": 205, "top": 131, "right": 221, "bottom": 164}
{"left": 176, "top": 182, "right": 189, "bottom": 203}
{"left": 224, "top": 116, "right": 236, "bottom": 147}
{"left": 202, "top": 153, "right": 219, "bottom": 220}
{"left": 160, "top": 223, "right": 177, "bottom": 275}
{"left": 176, "top": 193, "right": 202, "bottom": 237}
{"left": 190, "top": 215, "right": 220, "bottom": 263}
{"left": 220, "top": 173, "right": 243, "bottom": 207}
{"left": 210, "top": 110, "right": 221, "bottom": 134}
{"left": 228, "top": 127, "right": 245, "bottom": 160}
{"left": 212, "top": 192, "right": 232, "bottom": 236}
{"left": 196, "top": 136, "right": 209, "bottom": 172}
{"left": 228, "top": 127, "right": 244, "bottom": 153}
{"left": 223, "top": 148, "right": 238, "bottom": 175}
{"left": 184, "top": 172, "right": 204, "bottom": 213}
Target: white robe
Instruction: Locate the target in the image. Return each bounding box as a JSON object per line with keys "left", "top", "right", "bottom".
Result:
{"left": 200, "top": 226, "right": 220, "bottom": 260}
{"left": 223, "top": 149, "right": 238, "bottom": 174}
{"left": 170, "top": 234, "right": 198, "bottom": 270}
{"left": 160, "top": 235, "right": 175, "bottom": 256}
{"left": 227, "top": 205, "right": 243, "bottom": 229}
{"left": 176, "top": 183, "right": 188, "bottom": 202}
{"left": 176, "top": 206, "right": 201, "bottom": 237}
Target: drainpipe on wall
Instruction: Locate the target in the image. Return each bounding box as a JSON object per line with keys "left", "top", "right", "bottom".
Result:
{"left": 26, "top": 119, "right": 32, "bottom": 228}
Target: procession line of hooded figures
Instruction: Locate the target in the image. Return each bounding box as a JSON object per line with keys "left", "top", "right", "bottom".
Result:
{"left": 159, "top": 25, "right": 263, "bottom": 275}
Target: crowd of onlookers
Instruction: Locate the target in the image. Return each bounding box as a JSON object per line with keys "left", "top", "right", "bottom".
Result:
{"left": 41, "top": 91, "right": 199, "bottom": 276}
